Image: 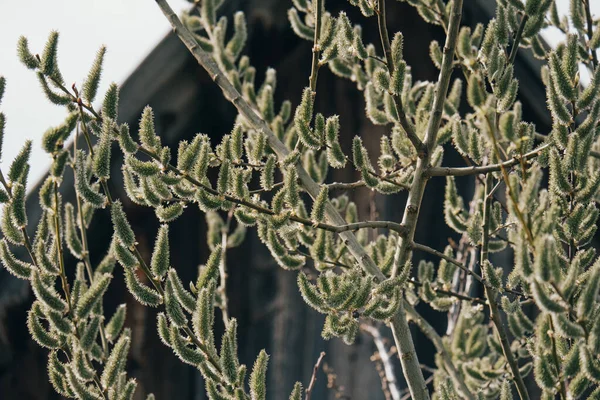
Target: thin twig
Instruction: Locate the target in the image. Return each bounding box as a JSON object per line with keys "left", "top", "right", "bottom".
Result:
{"left": 139, "top": 145, "right": 408, "bottom": 236}
{"left": 0, "top": 168, "right": 108, "bottom": 399}
{"left": 509, "top": 13, "right": 529, "bottom": 64}
{"left": 584, "top": 0, "right": 599, "bottom": 68}
{"left": 74, "top": 121, "right": 109, "bottom": 360}
{"left": 305, "top": 351, "right": 326, "bottom": 400}
{"left": 480, "top": 174, "right": 530, "bottom": 400}
{"left": 547, "top": 316, "right": 567, "bottom": 400}
{"left": 361, "top": 324, "right": 401, "bottom": 400}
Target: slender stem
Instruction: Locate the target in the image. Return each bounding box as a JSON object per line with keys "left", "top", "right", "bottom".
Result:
{"left": 305, "top": 351, "right": 326, "bottom": 400}
{"left": 74, "top": 122, "right": 110, "bottom": 359}
{"left": 376, "top": 0, "right": 425, "bottom": 156}
{"left": 308, "top": 0, "right": 323, "bottom": 92}
{"left": 480, "top": 174, "right": 530, "bottom": 400}
{"left": 407, "top": 278, "right": 486, "bottom": 305}
{"left": 486, "top": 113, "right": 535, "bottom": 249}
{"left": 411, "top": 241, "right": 483, "bottom": 284}
{"left": 426, "top": 143, "right": 550, "bottom": 177}
{"left": 410, "top": 241, "right": 528, "bottom": 299}
{"left": 508, "top": 13, "right": 529, "bottom": 64}
{"left": 152, "top": 2, "right": 430, "bottom": 398}
{"left": 146, "top": 147, "right": 412, "bottom": 236}
{"left": 218, "top": 209, "right": 233, "bottom": 327}
{"left": 584, "top": 0, "right": 599, "bottom": 69}
{"left": 403, "top": 301, "right": 475, "bottom": 400}
{"left": 52, "top": 180, "right": 73, "bottom": 313}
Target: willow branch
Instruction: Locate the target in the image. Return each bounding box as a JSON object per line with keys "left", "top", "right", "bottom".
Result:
{"left": 584, "top": 0, "right": 599, "bottom": 68}
{"left": 152, "top": 1, "right": 430, "bottom": 397}
{"left": 508, "top": 13, "right": 529, "bottom": 64}
{"left": 386, "top": 0, "right": 463, "bottom": 397}
{"left": 309, "top": 0, "right": 323, "bottom": 92}
{"left": 404, "top": 301, "right": 475, "bottom": 400}
{"left": 480, "top": 174, "right": 530, "bottom": 400}
{"left": 137, "top": 146, "right": 408, "bottom": 237}
{"left": 376, "top": 0, "right": 425, "bottom": 156}
{"left": 305, "top": 351, "right": 326, "bottom": 400}
{"left": 426, "top": 143, "right": 550, "bottom": 177}
{"left": 410, "top": 241, "right": 528, "bottom": 299}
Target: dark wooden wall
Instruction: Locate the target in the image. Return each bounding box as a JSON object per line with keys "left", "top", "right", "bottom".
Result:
{"left": 0, "top": 1, "right": 550, "bottom": 399}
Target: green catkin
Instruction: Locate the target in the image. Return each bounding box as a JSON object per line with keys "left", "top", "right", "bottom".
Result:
{"left": 31, "top": 269, "right": 67, "bottom": 312}
{"left": 138, "top": 106, "right": 159, "bottom": 150}
{"left": 27, "top": 303, "right": 61, "bottom": 349}
{"left": 250, "top": 350, "right": 269, "bottom": 400}
{"left": 167, "top": 269, "right": 195, "bottom": 312}
{"left": 118, "top": 124, "right": 138, "bottom": 154}
{"left": 8, "top": 140, "right": 32, "bottom": 183}
{"left": 76, "top": 273, "right": 112, "bottom": 319}
{"left": 126, "top": 155, "right": 160, "bottom": 176}
{"left": 164, "top": 278, "right": 187, "bottom": 327}
{"left": 93, "top": 119, "right": 112, "bottom": 180}
{"left": 10, "top": 182, "right": 27, "bottom": 228}
{"left": 64, "top": 203, "right": 83, "bottom": 259}
{"left": 170, "top": 325, "right": 204, "bottom": 366}
{"left": 80, "top": 315, "right": 102, "bottom": 352}
{"left": 105, "top": 304, "right": 127, "bottom": 342}
{"left": 17, "top": 36, "right": 40, "bottom": 69}
{"left": 284, "top": 166, "right": 300, "bottom": 209}
{"left": 124, "top": 269, "right": 163, "bottom": 307}
{"left": 111, "top": 200, "right": 135, "bottom": 248}
{"left": 82, "top": 46, "right": 106, "bottom": 103}
{"left": 155, "top": 202, "right": 184, "bottom": 223}
{"left": 101, "top": 330, "right": 131, "bottom": 390}
{"left": 40, "top": 31, "right": 61, "bottom": 81}
{"left": 103, "top": 83, "right": 119, "bottom": 121}
{"left": 196, "top": 244, "right": 222, "bottom": 290}
{"left": 151, "top": 225, "right": 170, "bottom": 278}
{"left": 311, "top": 186, "right": 328, "bottom": 223}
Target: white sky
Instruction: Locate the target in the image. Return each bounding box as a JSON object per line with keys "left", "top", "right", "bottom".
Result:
{"left": 0, "top": 1, "right": 597, "bottom": 187}
{"left": 0, "top": 0, "right": 188, "bottom": 187}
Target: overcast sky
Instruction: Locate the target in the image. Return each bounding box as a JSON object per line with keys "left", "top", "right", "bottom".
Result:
{"left": 0, "top": 0, "right": 188, "bottom": 187}
{"left": 0, "top": 1, "right": 597, "bottom": 187}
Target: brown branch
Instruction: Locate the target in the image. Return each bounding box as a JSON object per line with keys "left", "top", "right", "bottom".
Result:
{"left": 426, "top": 143, "right": 551, "bottom": 177}
{"left": 305, "top": 351, "right": 326, "bottom": 400}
